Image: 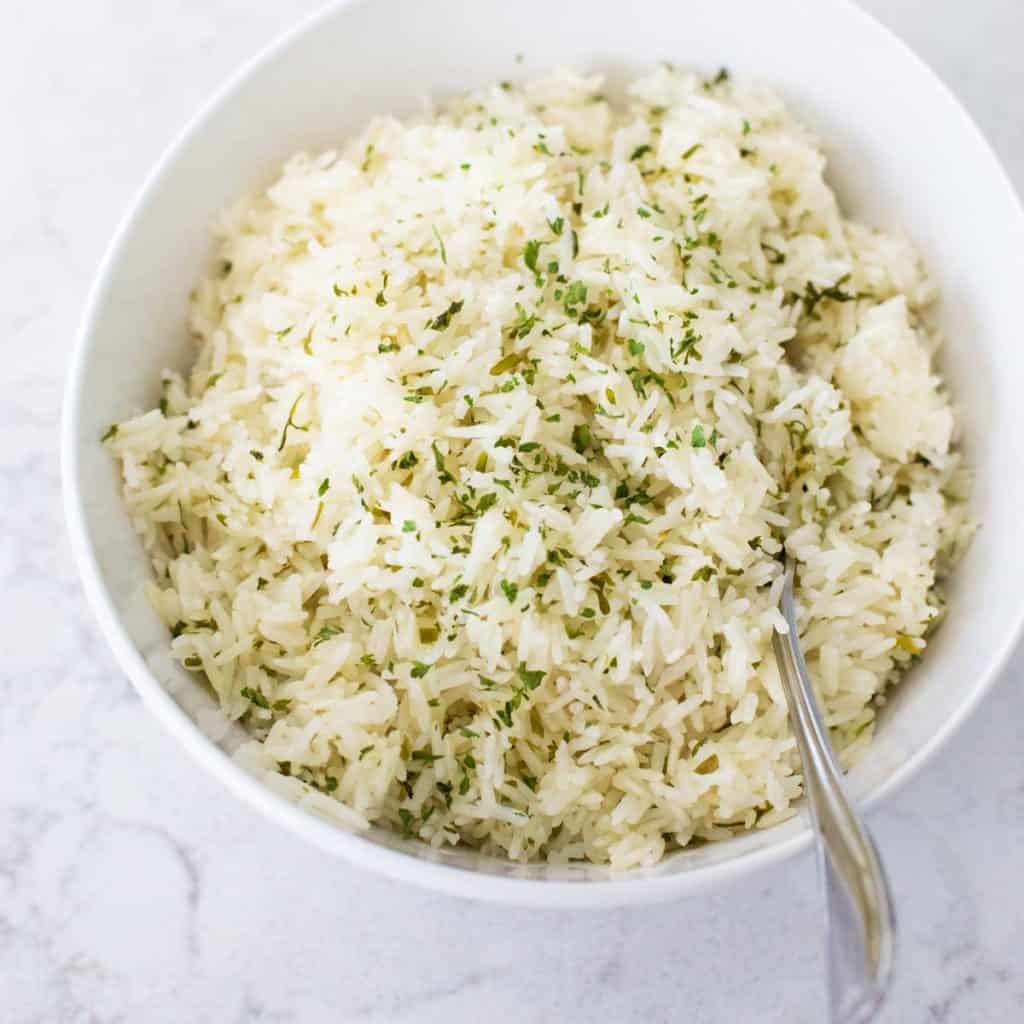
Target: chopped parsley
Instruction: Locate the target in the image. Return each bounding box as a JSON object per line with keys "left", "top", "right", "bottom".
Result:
{"left": 489, "top": 352, "right": 520, "bottom": 376}
{"left": 432, "top": 441, "right": 454, "bottom": 484}
{"left": 427, "top": 300, "right": 464, "bottom": 331}
{"left": 277, "top": 394, "right": 308, "bottom": 452}
{"left": 432, "top": 225, "right": 447, "bottom": 264}
{"left": 571, "top": 423, "right": 592, "bottom": 453}
{"left": 240, "top": 686, "right": 270, "bottom": 710}
{"left": 524, "top": 239, "right": 542, "bottom": 274}
{"left": 563, "top": 280, "right": 588, "bottom": 318}
{"left": 517, "top": 663, "right": 545, "bottom": 690}
{"left": 313, "top": 625, "right": 342, "bottom": 647}
{"left": 798, "top": 274, "right": 858, "bottom": 319}
{"left": 411, "top": 749, "right": 442, "bottom": 763}
{"left": 509, "top": 303, "right": 536, "bottom": 339}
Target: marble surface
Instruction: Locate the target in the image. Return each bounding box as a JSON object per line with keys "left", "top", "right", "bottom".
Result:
{"left": 3, "top": 1, "right": 1023, "bottom": 1020}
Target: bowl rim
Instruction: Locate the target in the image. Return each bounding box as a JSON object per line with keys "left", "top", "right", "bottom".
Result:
{"left": 61, "top": 0, "right": 1024, "bottom": 907}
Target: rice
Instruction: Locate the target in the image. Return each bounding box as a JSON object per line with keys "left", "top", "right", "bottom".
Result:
{"left": 106, "top": 67, "right": 972, "bottom": 868}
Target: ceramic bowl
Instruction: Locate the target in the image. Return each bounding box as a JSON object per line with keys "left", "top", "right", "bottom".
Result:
{"left": 63, "top": 0, "right": 1024, "bottom": 906}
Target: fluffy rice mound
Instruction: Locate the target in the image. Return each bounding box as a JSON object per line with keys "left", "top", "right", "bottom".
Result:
{"left": 108, "top": 68, "right": 971, "bottom": 868}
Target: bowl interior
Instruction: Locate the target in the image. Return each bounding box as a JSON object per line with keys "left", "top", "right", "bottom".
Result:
{"left": 65, "top": 0, "right": 1024, "bottom": 901}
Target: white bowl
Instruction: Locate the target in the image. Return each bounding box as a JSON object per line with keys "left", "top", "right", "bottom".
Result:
{"left": 63, "top": 0, "right": 1024, "bottom": 907}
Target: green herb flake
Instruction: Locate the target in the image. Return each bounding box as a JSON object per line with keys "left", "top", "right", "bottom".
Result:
{"left": 427, "top": 300, "right": 464, "bottom": 331}
{"left": 691, "top": 424, "right": 707, "bottom": 448}
{"left": 500, "top": 580, "right": 519, "bottom": 603}
{"left": 431, "top": 441, "right": 454, "bottom": 484}
{"left": 517, "top": 663, "right": 545, "bottom": 690}
{"left": 317, "top": 478, "right": 330, "bottom": 497}
{"left": 432, "top": 225, "right": 447, "bottom": 264}
{"left": 277, "top": 394, "right": 308, "bottom": 452}
{"left": 564, "top": 280, "right": 587, "bottom": 313}
{"left": 571, "top": 423, "right": 592, "bottom": 454}
{"left": 524, "top": 239, "right": 542, "bottom": 274}
{"left": 240, "top": 686, "right": 270, "bottom": 710}
{"left": 411, "top": 749, "right": 442, "bottom": 763}
{"left": 411, "top": 661, "right": 431, "bottom": 679}
{"left": 401, "top": 520, "right": 416, "bottom": 533}
{"left": 313, "top": 625, "right": 342, "bottom": 647}
{"left": 489, "top": 352, "right": 520, "bottom": 376}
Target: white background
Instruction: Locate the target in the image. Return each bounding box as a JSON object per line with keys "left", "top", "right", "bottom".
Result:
{"left": 2, "top": 1, "right": 1022, "bottom": 1020}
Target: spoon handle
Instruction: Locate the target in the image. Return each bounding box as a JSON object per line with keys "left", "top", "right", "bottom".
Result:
{"left": 773, "top": 568, "right": 896, "bottom": 1023}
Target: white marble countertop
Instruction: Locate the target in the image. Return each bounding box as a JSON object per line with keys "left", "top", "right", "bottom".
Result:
{"left": 3, "top": 1, "right": 1023, "bottom": 1020}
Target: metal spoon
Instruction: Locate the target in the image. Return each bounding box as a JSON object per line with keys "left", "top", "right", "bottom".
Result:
{"left": 772, "top": 562, "right": 896, "bottom": 1023}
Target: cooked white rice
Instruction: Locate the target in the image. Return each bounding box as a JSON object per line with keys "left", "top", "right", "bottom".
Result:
{"left": 107, "top": 67, "right": 971, "bottom": 868}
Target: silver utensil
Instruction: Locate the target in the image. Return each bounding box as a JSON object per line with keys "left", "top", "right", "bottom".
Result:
{"left": 773, "top": 562, "right": 897, "bottom": 1023}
